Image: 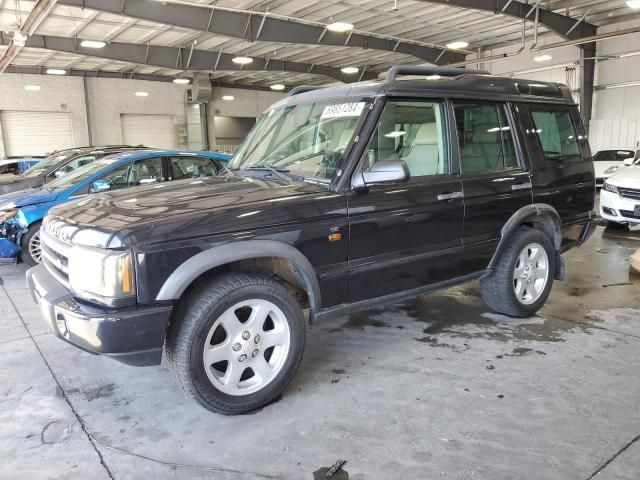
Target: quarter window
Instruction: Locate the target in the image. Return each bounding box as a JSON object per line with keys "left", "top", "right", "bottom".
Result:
{"left": 530, "top": 109, "right": 581, "bottom": 162}
{"left": 365, "top": 100, "right": 447, "bottom": 177}
{"left": 454, "top": 103, "right": 518, "bottom": 173}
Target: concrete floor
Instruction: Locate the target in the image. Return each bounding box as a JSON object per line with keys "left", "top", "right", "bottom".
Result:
{"left": 1, "top": 225, "right": 639, "bottom": 480}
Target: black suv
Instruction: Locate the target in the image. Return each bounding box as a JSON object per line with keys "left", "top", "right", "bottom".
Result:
{"left": 27, "top": 66, "right": 596, "bottom": 415}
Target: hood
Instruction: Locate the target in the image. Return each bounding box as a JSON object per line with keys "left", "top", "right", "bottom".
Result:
{"left": 0, "top": 175, "right": 40, "bottom": 195}
{"left": 45, "top": 175, "right": 333, "bottom": 248}
{"left": 0, "top": 186, "right": 59, "bottom": 210}
{"left": 607, "top": 165, "right": 640, "bottom": 187}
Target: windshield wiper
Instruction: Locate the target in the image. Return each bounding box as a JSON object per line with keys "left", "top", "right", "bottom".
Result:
{"left": 244, "top": 165, "right": 291, "bottom": 181}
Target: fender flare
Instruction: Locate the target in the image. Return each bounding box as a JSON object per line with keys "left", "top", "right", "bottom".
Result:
{"left": 155, "top": 240, "right": 322, "bottom": 313}
{"left": 488, "top": 203, "right": 562, "bottom": 271}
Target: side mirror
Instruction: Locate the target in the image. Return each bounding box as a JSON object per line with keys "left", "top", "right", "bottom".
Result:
{"left": 624, "top": 158, "right": 634, "bottom": 166}
{"left": 353, "top": 159, "right": 410, "bottom": 189}
{"left": 90, "top": 180, "right": 112, "bottom": 193}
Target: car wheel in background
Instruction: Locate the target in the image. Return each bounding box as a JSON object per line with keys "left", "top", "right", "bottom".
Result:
{"left": 20, "top": 222, "right": 43, "bottom": 266}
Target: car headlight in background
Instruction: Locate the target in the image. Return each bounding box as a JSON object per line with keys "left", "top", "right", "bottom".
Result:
{"left": 68, "top": 246, "right": 135, "bottom": 298}
{"left": 604, "top": 166, "right": 620, "bottom": 175}
{"left": 603, "top": 182, "right": 619, "bottom": 194}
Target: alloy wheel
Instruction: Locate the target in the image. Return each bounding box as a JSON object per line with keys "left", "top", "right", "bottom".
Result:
{"left": 512, "top": 242, "right": 549, "bottom": 305}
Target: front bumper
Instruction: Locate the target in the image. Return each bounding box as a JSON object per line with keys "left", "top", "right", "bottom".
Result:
{"left": 600, "top": 189, "right": 640, "bottom": 224}
{"left": 26, "top": 264, "right": 172, "bottom": 366}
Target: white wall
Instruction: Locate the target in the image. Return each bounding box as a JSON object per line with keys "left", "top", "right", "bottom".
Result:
{"left": 0, "top": 73, "right": 89, "bottom": 156}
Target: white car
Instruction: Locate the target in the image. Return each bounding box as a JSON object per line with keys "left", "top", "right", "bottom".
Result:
{"left": 593, "top": 149, "right": 636, "bottom": 186}
{"left": 600, "top": 158, "right": 640, "bottom": 226}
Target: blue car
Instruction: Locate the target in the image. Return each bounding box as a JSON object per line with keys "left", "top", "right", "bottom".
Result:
{"left": 0, "top": 149, "right": 231, "bottom": 265}
{"left": 0, "top": 156, "right": 44, "bottom": 175}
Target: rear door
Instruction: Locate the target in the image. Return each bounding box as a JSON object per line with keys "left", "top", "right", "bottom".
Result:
{"left": 347, "top": 98, "right": 464, "bottom": 302}
{"left": 452, "top": 101, "right": 533, "bottom": 274}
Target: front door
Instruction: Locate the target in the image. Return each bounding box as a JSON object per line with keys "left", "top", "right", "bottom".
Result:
{"left": 347, "top": 98, "right": 464, "bottom": 302}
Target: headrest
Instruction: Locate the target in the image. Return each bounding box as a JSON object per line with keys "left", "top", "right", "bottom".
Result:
{"left": 414, "top": 123, "right": 438, "bottom": 144}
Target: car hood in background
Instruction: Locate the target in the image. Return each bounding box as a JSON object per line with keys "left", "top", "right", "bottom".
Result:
{"left": 0, "top": 187, "right": 59, "bottom": 210}
{"left": 0, "top": 175, "right": 40, "bottom": 195}
{"left": 607, "top": 166, "right": 640, "bottom": 188}
{"left": 593, "top": 161, "right": 625, "bottom": 178}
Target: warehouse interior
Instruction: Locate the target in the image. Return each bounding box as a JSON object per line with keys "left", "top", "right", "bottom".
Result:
{"left": 1, "top": 1, "right": 640, "bottom": 479}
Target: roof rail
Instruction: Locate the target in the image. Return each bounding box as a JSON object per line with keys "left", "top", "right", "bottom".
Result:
{"left": 286, "top": 86, "right": 325, "bottom": 97}
{"left": 385, "top": 65, "right": 490, "bottom": 82}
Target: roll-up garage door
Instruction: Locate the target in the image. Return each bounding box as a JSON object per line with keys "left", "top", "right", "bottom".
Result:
{"left": 1, "top": 111, "right": 73, "bottom": 156}
{"left": 121, "top": 114, "right": 176, "bottom": 149}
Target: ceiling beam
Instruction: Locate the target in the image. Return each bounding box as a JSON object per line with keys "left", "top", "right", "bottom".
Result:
{"left": 1, "top": 34, "right": 379, "bottom": 83}
{"left": 416, "top": 0, "right": 597, "bottom": 40}
{"left": 55, "top": 0, "right": 465, "bottom": 64}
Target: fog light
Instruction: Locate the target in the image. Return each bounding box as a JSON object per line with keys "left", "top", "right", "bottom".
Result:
{"left": 602, "top": 207, "right": 617, "bottom": 216}
{"left": 55, "top": 311, "right": 69, "bottom": 337}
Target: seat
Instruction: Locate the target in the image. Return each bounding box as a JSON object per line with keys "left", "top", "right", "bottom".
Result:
{"left": 400, "top": 123, "right": 440, "bottom": 176}
{"left": 460, "top": 123, "right": 501, "bottom": 172}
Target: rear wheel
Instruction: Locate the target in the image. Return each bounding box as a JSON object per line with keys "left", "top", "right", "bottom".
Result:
{"left": 481, "top": 227, "right": 555, "bottom": 318}
{"left": 20, "top": 222, "right": 42, "bottom": 266}
{"left": 166, "top": 272, "right": 306, "bottom": 415}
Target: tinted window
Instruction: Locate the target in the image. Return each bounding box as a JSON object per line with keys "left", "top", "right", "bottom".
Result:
{"left": 454, "top": 103, "right": 518, "bottom": 173}
{"left": 530, "top": 109, "right": 581, "bottom": 162}
{"left": 170, "top": 156, "right": 218, "bottom": 180}
{"left": 365, "top": 100, "right": 447, "bottom": 177}
{"left": 102, "top": 157, "right": 163, "bottom": 190}
{"left": 593, "top": 150, "right": 634, "bottom": 161}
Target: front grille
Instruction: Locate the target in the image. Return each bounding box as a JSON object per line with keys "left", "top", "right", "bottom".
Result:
{"left": 618, "top": 187, "right": 640, "bottom": 200}
{"left": 619, "top": 209, "right": 640, "bottom": 220}
{"left": 40, "top": 226, "right": 72, "bottom": 286}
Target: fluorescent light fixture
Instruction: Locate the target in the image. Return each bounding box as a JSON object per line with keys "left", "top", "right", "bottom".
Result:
{"left": 627, "top": 0, "right": 640, "bottom": 9}
{"left": 24, "top": 85, "right": 41, "bottom": 91}
{"left": 385, "top": 131, "right": 406, "bottom": 138}
{"left": 425, "top": 75, "right": 441, "bottom": 80}
{"left": 327, "top": 21, "right": 354, "bottom": 33}
{"left": 232, "top": 56, "right": 253, "bottom": 65}
{"left": 173, "top": 78, "right": 190, "bottom": 84}
{"left": 270, "top": 84, "right": 285, "bottom": 91}
{"left": 446, "top": 41, "right": 469, "bottom": 50}
{"left": 534, "top": 54, "right": 553, "bottom": 62}
{"left": 80, "top": 40, "right": 106, "bottom": 49}
{"left": 603, "top": 81, "right": 640, "bottom": 89}
{"left": 135, "top": 91, "right": 149, "bottom": 97}
{"left": 341, "top": 66, "right": 359, "bottom": 74}
{"left": 46, "top": 68, "right": 66, "bottom": 75}
{"left": 222, "top": 95, "right": 235, "bottom": 101}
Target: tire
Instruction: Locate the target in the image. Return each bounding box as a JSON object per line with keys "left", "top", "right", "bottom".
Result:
{"left": 480, "top": 227, "right": 555, "bottom": 318}
{"left": 20, "top": 222, "right": 42, "bottom": 266}
{"left": 165, "top": 272, "right": 306, "bottom": 415}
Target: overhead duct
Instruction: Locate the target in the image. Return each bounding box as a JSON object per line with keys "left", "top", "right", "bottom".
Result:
{"left": 186, "top": 72, "right": 212, "bottom": 103}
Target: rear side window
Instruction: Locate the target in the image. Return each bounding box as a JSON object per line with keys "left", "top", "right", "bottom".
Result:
{"left": 453, "top": 102, "right": 518, "bottom": 173}
{"left": 169, "top": 156, "right": 218, "bottom": 180}
{"left": 530, "top": 109, "right": 581, "bottom": 162}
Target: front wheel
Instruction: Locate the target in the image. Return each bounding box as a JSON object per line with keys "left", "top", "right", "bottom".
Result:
{"left": 166, "top": 272, "right": 306, "bottom": 415}
{"left": 481, "top": 227, "right": 555, "bottom": 318}
{"left": 20, "top": 222, "right": 43, "bottom": 266}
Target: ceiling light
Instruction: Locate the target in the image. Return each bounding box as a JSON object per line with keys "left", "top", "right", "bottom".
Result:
{"left": 534, "top": 54, "right": 553, "bottom": 62}
{"left": 173, "top": 78, "right": 190, "bottom": 84}
{"left": 341, "top": 66, "right": 359, "bottom": 74}
{"left": 80, "top": 40, "right": 106, "bottom": 49}
{"left": 12, "top": 31, "right": 27, "bottom": 47}
{"left": 222, "top": 95, "right": 235, "bottom": 101}
{"left": 446, "top": 41, "right": 469, "bottom": 50}
{"left": 425, "top": 75, "right": 441, "bottom": 80}
{"left": 385, "top": 131, "right": 406, "bottom": 138}
{"left": 626, "top": 1, "right": 640, "bottom": 9}
{"left": 46, "top": 68, "right": 67, "bottom": 75}
{"left": 135, "top": 91, "right": 149, "bottom": 97}
{"left": 24, "top": 85, "right": 40, "bottom": 91}
{"left": 232, "top": 56, "right": 253, "bottom": 65}
{"left": 327, "top": 22, "right": 354, "bottom": 33}
{"left": 270, "top": 84, "right": 285, "bottom": 91}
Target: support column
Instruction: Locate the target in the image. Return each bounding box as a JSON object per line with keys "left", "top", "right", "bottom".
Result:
{"left": 580, "top": 42, "right": 596, "bottom": 132}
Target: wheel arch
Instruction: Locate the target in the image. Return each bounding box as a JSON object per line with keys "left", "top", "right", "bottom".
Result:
{"left": 488, "top": 203, "right": 562, "bottom": 271}
{"left": 156, "top": 240, "right": 322, "bottom": 318}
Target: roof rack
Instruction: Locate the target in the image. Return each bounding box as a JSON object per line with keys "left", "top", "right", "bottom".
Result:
{"left": 385, "top": 65, "right": 490, "bottom": 82}
{"left": 286, "top": 86, "right": 325, "bottom": 97}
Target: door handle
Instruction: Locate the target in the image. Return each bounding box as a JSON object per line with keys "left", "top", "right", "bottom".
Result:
{"left": 437, "top": 191, "right": 463, "bottom": 201}
{"left": 511, "top": 182, "right": 532, "bottom": 191}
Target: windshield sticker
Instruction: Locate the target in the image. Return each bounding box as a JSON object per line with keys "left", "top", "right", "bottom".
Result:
{"left": 320, "top": 102, "right": 366, "bottom": 119}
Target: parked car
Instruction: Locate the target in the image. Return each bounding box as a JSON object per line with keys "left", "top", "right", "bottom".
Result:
{"left": 0, "top": 156, "right": 44, "bottom": 175}
{"left": 27, "top": 66, "right": 596, "bottom": 415}
{"left": 600, "top": 158, "right": 640, "bottom": 226}
{"left": 0, "top": 145, "right": 146, "bottom": 195}
{"left": 593, "top": 149, "right": 637, "bottom": 186}
{"left": 1, "top": 149, "right": 230, "bottom": 265}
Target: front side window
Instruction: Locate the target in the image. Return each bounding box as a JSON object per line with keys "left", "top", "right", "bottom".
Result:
{"left": 364, "top": 100, "right": 447, "bottom": 177}
{"left": 230, "top": 99, "right": 370, "bottom": 181}
{"left": 454, "top": 102, "right": 518, "bottom": 173}
{"left": 170, "top": 156, "right": 218, "bottom": 180}
{"left": 102, "top": 157, "right": 163, "bottom": 189}
{"left": 530, "top": 109, "right": 581, "bottom": 162}
{"left": 51, "top": 155, "right": 97, "bottom": 179}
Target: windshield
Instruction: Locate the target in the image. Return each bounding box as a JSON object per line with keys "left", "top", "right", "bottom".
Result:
{"left": 47, "top": 155, "right": 122, "bottom": 190}
{"left": 593, "top": 150, "right": 635, "bottom": 161}
{"left": 229, "top": 99, "right": 370, "bottom": 181}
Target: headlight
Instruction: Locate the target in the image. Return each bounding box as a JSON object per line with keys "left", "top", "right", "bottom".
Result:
{"left": 68, "top": 246, "right": 135, "bottom": 298}
{"left": 603, "top": 182, "right": 619, "bottom": 194}
{"left": 604, "top": 166, "right": 620, "bottom": 175}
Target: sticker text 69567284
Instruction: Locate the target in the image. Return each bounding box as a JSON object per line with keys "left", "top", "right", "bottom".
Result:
{"left": 320, "top": 102, "right": 366, "bottom": 119}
